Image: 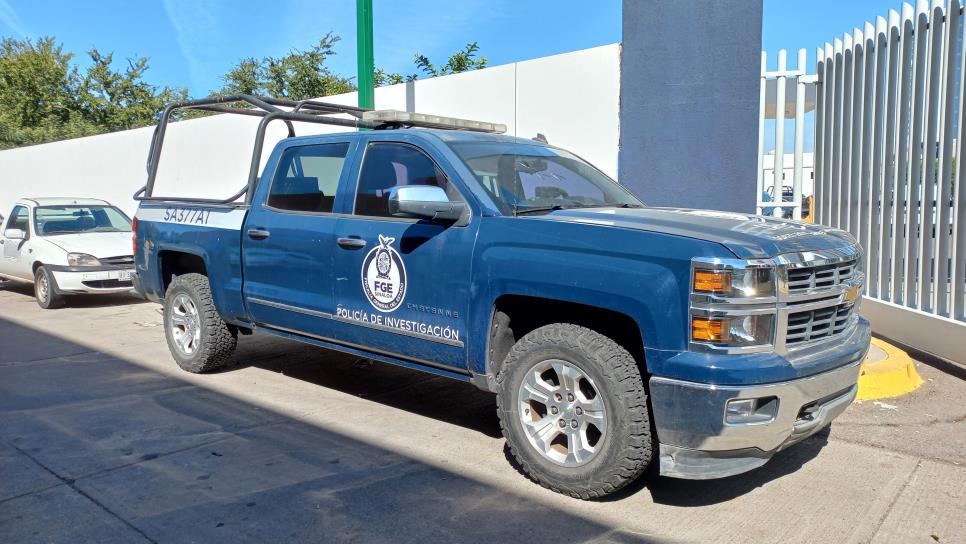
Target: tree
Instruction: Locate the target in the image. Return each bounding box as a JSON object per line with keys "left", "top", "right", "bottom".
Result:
{"left": 413, "top": 42, "right": 487, "bottom": 78}
{"left": 0, "top": 36, "right": 185, "bottom": 149}
{"left": 374, "top": 42, "right": 487, "bottom": 87}
{"left": 78, "top": 49, "right": 186, "bottom": 132}
{"left": 218, "top": 33, "right": 355, "bottom": 100}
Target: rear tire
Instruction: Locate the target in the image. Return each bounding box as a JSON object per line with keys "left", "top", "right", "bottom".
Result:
{"left": 163, "top": 273, "right": 237, "bottom": 373}
{"left": 35, "top": 266, "right": 64, "bottom": 309}
{"left": 496, "top": 323, "right": 652, "bottom": 499}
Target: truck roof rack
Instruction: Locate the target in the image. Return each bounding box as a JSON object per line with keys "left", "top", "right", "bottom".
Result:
{"left": 135, "top": 93, "right": 506, "bottom": 206}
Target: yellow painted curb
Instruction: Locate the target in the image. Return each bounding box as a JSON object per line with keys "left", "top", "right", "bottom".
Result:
{"left": 856, "top": 338, "right": 924, "bottom": 400}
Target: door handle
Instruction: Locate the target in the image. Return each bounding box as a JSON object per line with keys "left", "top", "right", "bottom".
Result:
{"left": 337, "top": 237, "right": 367, "bottom": 249}
{"left": 247, "top": 229, "right": 270, "bottom": 240}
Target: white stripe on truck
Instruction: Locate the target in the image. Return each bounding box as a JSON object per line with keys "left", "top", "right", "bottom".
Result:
{"left": 136, "top": 206, "right": 246, "bottom": 230}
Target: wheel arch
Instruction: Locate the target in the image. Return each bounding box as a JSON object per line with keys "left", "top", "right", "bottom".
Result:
{"left": 483, "top": 294, "right": 649, "bottom": 391}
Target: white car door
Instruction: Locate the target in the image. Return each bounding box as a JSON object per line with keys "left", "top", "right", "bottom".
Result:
{"left": 0, "top": 205, "right": 34, "bottom": 281}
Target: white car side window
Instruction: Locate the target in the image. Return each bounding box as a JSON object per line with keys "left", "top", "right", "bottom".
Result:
{"left": 5, "top": 206, "right": 28, "bottom": 234}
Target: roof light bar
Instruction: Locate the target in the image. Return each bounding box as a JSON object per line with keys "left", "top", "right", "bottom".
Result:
{"left": 362, "top": 109, "right": 507, "bottom": 133}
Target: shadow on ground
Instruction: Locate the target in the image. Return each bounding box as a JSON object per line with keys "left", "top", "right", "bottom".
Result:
{"left": 0, "top": 310, "right": 835, "bottom": 542}
{"left": 0, "top": 317, "right": 661, "bottom": 543}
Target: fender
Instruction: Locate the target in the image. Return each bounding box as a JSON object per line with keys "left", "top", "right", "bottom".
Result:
{"left": 467, "top": 217, "right": 735, "bottom": 377}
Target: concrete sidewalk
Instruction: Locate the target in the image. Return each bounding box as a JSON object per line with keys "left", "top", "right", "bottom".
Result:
{"left": 1, "top": 286, "right": 963, "bottom": 543}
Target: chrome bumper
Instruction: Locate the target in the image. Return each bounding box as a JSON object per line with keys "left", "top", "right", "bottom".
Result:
{"left": 649, "top": 322, "right": 870, "bottom": 479}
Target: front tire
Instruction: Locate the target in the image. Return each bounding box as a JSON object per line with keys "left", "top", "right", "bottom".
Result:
{"left": 163, "top": 273, "right": 237, "bottom": 373}
{"left": 35, "top": 266, "right": 64, "bottom": 309}
{"left": 496, "top": 323, "right": 652, "bottom": 499}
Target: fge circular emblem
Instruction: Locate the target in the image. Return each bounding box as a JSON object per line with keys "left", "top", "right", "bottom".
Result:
{"left": 361, "top": 235, "right": 407, "bottom": 312}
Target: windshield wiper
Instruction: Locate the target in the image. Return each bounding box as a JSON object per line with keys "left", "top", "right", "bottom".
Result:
{"left": 513, "top": 204, "right": 567, "bottom": 216}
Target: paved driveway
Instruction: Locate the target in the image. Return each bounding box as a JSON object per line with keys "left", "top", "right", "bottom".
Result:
{"left": 1, "top": 286, "right": 963, "bottom": 543}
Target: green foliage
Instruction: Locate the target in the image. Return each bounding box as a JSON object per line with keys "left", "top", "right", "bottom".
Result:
{"left": 218, "top": 33, "right": 355, "bottom": 100}
{"left": 0, "top": 36, "right": 185, "bottom": 149}
{"left": 374, "top": 42, "right": 487, "bottom": 87}
{"left": 0, "top": 33, "right": 487, "bottom": 149}
{"left": 413, "top": 42, "right": 487, "bottom": 78}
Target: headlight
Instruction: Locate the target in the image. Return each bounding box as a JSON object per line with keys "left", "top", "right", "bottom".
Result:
{"left": 67, "top": 253, "right": 101, "bottom": 266}
{"left": 692, "top": 267, "right": 775, "bottom": 298}
{"left": 691, "top": 314, "right": 775, "bottom": 348}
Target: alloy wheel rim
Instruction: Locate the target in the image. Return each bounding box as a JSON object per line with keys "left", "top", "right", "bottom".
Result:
{"left": 169, "top": 294, "right": 201, "bottom": 356}
{"left": 517, "top": 359, "right": 607, "bottom": 467}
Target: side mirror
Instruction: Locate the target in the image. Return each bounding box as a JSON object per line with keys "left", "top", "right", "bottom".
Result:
{"left": 389, "top": 186, "right": 466, "bottom": 222}
{"left": 4, "top": 228, "right": 26, "bottom": 240}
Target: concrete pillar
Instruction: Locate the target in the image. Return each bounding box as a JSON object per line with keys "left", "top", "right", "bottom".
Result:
{"left": 620, "top": 0, "right": 762, "bottom": 213}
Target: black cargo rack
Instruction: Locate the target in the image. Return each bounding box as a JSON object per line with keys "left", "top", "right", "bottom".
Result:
{"left": 135, "top": 94, "right": 507, "bottom": 206}
{"left": 135, "top": 94, "right": 386, "bottom": 206}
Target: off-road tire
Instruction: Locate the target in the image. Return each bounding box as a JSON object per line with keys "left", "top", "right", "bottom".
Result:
{"left": 496, "top": 323, "right": 652, "bottom": 499}
{"left": 35, "top": 266, "right": 65, "bottom": 309}
{"left": 163, "top": 273, "right": 237, "bottom": 373}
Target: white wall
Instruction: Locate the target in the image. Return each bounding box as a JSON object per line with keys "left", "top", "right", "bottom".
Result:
{"left": 0, "top": 44, "right": 619, "bottom": 218}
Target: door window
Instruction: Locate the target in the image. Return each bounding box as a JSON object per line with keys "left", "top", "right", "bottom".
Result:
{"left": 353, "top": 143, "right": 458, "bottom": 218}
{"left": 5, "top": 206, "right": 28, "bottom": 233}
{"left": 267, "top": 143, "right": 350, "bottom": 213}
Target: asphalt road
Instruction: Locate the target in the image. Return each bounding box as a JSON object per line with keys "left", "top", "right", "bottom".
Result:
{"left": 1, "top": 285, "right": 963, "bottom": 543}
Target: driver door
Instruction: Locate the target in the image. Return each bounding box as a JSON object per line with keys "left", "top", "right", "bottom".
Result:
{"left": 0, "top": 206, "right": 33, "bottom": 280}
{"left": 329, "top": 138, "right": 479, "bottom": 371}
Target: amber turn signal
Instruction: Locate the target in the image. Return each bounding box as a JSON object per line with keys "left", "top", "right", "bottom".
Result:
{"left": 692, "top": 317, "right": 730, "bottom": 342}
{"left": 693, "top": 270, "right": 732, "bottom": 293}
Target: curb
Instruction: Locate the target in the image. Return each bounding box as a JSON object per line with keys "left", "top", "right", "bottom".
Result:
{"left": 856, "top": 337, "right": 924, "bottom": 400}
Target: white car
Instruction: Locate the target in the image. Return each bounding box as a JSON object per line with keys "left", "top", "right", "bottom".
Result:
{"left": 0, "top": 198, "right": 136, "bottom": 308}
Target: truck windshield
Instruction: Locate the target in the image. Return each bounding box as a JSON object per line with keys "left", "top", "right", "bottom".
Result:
{"left": 34, "top": 205, "right": 132, "bottom": 236}
{"left": 449, "top": 142, "right": 643, "bottom": 215}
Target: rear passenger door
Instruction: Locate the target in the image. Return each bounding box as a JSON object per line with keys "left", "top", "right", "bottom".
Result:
{"left": 329, "top": 138, "right": 479, "bottom": 371}
{"left": 242, "top": 140, "right": 354, "bottom": 338}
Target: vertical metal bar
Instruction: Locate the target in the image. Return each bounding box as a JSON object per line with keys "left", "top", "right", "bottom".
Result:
{"left": 894, "top": 3, "right": 917, "bottom": 305}
{"left": 869, "top": 17, "right": 889, "bottom": 298}
{"left": 793, "top": 49, "right": 806, "bottom": 220}
{"left": 859, "top": 22, "right": 877, "bottom": 290}
{"left": 918, "top": 0, "right": 946, "bottom": 313}
{"left": 906, "top": 1, "right": 931, "bottom": 307}
{"left": 831, "top": 39, "right": 845, "bottom": 228}
{"left": 774, "top": 50, "right": 787, "bottom": 217}
{"left": 356, "top": 0, "right": 375, "bottom": 110}
{"left": 757, "top": 52, "right": 767, "bottom": 214}
{"left": 881, "top": 9, "right": 903, "bottom": 301}
{"left": 840, "top": 34, "right": 855, "bottom": 230}
{"left": 954, "top": 2, "right": 966, "bottom": 321}
{"left": 934, "top": 0, "right": 960, "bottom": 317}
{"left": 821, "top": 43, "right": 836, "bottom": 227}
{"left": 815, "top": 47, "right": 827, "bottom": 225}
{"left": 848, "top": 28, "right": 866, "bottom": 236}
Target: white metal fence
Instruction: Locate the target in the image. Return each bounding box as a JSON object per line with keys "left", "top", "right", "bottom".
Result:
{"left": 810, "top": 0, "right": 966, "bottom": 361}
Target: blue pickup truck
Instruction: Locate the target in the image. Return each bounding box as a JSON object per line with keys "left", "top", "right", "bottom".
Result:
{"left": 133, "top": 95, "right": 871, "bottom": 499}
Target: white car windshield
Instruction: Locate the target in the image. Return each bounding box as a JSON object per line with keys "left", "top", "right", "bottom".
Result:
{"left": 33, "top": 205, "right": 132, "bottom": 236}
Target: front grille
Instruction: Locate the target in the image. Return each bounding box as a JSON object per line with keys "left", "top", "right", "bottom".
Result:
{"left": 785, "top": 302, "right": 855, "bottom": 345}
{"left": 786, "top": 259, "right": 857, "bottom": 293}
{"left": 100, "top": 255, "right": 134, "bottom": 266}
{"left": 82, "top": 279, "right": 133, "bottom": 289}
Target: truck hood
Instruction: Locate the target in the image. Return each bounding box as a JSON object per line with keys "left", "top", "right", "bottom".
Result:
{"left": 538, "top": 207, "right": 857, "bottom": 259}
{"left": 42, "top": 231, "right": 133, "bottom": 259}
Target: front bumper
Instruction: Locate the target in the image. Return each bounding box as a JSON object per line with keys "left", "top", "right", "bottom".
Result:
{"left": 649, "top": 319, "right": 870, "bottom": 479}
{"left": 48, "top": 266, "right": 135, "bottom": 294}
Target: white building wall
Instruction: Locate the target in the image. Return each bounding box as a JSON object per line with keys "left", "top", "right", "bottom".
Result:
{"left": 0, "top": 44, "right": 620, "bottom": 218}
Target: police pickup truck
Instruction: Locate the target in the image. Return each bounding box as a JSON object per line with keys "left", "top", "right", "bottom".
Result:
{"left": 133, "top": 95, "right": 871, "bottom": 499}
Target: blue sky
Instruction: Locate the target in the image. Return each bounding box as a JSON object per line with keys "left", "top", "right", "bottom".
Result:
{"left": 1, "top": 0, "right": 898, "bottom": 151}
